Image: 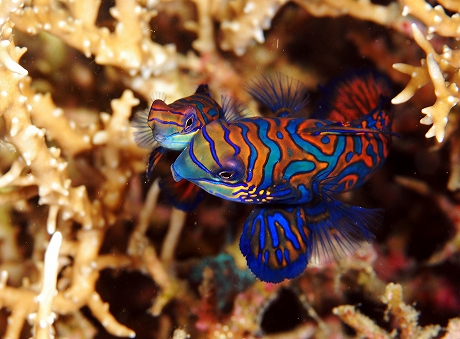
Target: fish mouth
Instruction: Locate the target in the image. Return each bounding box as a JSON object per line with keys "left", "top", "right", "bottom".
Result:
{"left": 153, "top": 134, "right": 166, "bottom": 142}
{"left": 170, "top": 163, "right": 183, "bottom": 182}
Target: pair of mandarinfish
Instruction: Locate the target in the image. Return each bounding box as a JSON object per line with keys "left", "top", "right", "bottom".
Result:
{"left": 133, "top": 70, "right": 394, "bottom": 283}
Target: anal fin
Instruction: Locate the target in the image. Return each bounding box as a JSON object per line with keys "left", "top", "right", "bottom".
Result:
{"left": 239, "top": 205, "right": 312, "bottom": 283}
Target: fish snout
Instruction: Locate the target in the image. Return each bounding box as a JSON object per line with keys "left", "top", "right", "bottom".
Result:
{"left": 154, "top": 134, "right": 166, "bottom": 142}
{"left": 170, "top": 163, "right": 183, "bottom": 182}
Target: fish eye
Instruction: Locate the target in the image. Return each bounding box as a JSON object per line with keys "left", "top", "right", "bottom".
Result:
{"left": 214, "top": 157, "right": 245, "bottom": 182}
{"left": 183, "top": 112, "right": 196, "bottom": 132}
{"left": 185, "top": 116, "right": 194, "bottom": 128}
{"left": 218, "top": 171, "right": 235, "bottom": 180}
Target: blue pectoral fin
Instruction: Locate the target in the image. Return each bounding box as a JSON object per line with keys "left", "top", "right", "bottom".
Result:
{"left": 146, "top": 147, "right": 167, "bottom": 178}
{"left": 159, "top": 175, "right": 204, "bottom": 211}
{"left": 303, "top": 197, "right": 383, "bottom": 264}
{"left": 239, "top": 205, "right": 312, "bottom": 283}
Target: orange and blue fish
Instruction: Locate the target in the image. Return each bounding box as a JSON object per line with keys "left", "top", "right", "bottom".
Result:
{"left": 132, "top": 84, "right": 248, "bottom": 176}
{"left": 171, "top": 70, "right": 394, "bottom": 282}
{"left": 132, "top": 75, "right": 309, "bottom": 210}
{"left": 132, "top": 84, "right": 248, "bottom": 210}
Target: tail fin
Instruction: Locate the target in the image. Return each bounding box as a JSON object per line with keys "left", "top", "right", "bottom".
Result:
{"left": 303, "top": 197, "right": 382, "bottom": 264}
{"left": 313, "top": 69, "right": 393, "bottom": 123}
{"left": 239, "top": 198, "right": 383, "bottom": 282}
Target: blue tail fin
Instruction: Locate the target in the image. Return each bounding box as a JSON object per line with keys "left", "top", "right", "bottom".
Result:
{"left": 239, "top": 198, "right": 383, "bottom": 282}
{"left": 239, "top": 205, "right": 312, "bottom": 283}
{"left": 303, "top": 197, "right": 382, "bottom": 264}
{"left": 245, "top": 72, "right": 309, "bottom": 117}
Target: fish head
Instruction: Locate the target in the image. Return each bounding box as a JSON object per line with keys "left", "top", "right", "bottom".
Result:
{"left": 148, "top": 99, "right": 203, "bottom": 151}
{"left": 171, "top": 120, "right": 252, "bottom": 203}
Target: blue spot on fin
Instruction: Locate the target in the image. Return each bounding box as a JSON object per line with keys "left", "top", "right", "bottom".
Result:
{"left": 221, "top": 95, "right": 252, "bottom": 121}
{"left": 245, "top": 72, "right": 309, "bottom": 117}
{"left": 159, "top": 176, "right": 204, "bottom": 211}
{"left": 239, "top": 205, "right": 312, "bottom": 283}
{"left": 303, "top": 197, "right": 383, "bottom": 264}
{"left": 146, "top": 147, "right": 166, "bottom": 178}
{"left": 132, "top": 109, "right": 157, "bottom": 149}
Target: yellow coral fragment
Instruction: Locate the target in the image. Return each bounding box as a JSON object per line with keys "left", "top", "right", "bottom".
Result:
{"left": 391, "top": 62, "right": 430, "bottom": 104}
{"left": 0, "top": 40, "right": 27, "bottom": 75}
{"left": 421, "top": 54, "right": 459, "bottom": 142}
{"left": 392, "top": 24, "right": 460, "bottom": 143}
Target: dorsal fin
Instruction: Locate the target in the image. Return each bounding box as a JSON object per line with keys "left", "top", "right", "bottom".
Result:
{"left": 245, "top": 72, "right": 309, "bottom": 117}
{"left": 221, "top": 95, "right": 251, "bottom": 121}
{"left": 312, "top": 69, "right": 393, "bottom": 122}
{"left": 195, "top": 84, "right": 211, "bottom": 96}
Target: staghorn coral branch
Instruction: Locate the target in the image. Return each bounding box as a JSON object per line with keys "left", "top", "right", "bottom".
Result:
{"left": 391, "top": 62, "right": 430, "bottom": 104}
{"left": 0, "top": 0, "right": 24, "bottom": 32}
{"left": 127, "top": 179, "right": 161, "bottom": 257}
{"left": 299, "top": 0, "right": 401, "bottom": 26}
{"left": 382, "top": 283, "right": 441, "bottom": 339}
{"left": 400, "top": 0, "right": 460, "bottom": 37}
{"left": 160, "top": 208, "right": 187, "bottom": 264}
{"left": 93, "top": 90, "right": 144, "bottom": 215}
{"left": 335, "top": 283, "right": 442, "bottom": 339}
{"left": 420, "top": 54, "right": 459, "bottom": 142}
{"left": 219, "top": 0, "right": 289, "bottom": 55}
{"left": 0, "top": 39, "right": 27, "bottom": 75}
{"left": 217, "top": 0, "right": 405, "bottom": 56}
{"left": 0, "top": 228, "right": 137, "bottom": 338}
{"left": 55, "top": 229, "right": 135, "bottom": 337}
{"left": 438, "top": 0, "right": 460, "bottom": 13}
{"left": 0, "top": 283, "right": 38, "bottom": 339}
{"left": 0, "top": 186, "right": 38, "bottom": 205}
{"left": 143, "top": 243, "right": 181, "bottom": 317}
{"left": 11, "top": 0, "right": 176, "bottom": 76}
{"left": 21, "top": 77, "right": 93, "bottom": 157}
{"left": 34, "top": 231, "right": 62, "bottom": 339}
{"left": 87, "top": 292, "right": 135, "bottom": 338}
{"left": 191, "top": 0, "right": 216, "bottom": 54}
{"left": 392, "top": 24, "right": 460, "bottom": 142}
{"left": 442, "top": 318, "right": 460, "bottom": 339}
{"left": 0, "top": 29, "right": 96, "bottom": 231}
{"left": 66, "top": 0, "right": 102, "bottom": 28}
{"left": 333, "top": 305, "right": 391, "bottom": 339}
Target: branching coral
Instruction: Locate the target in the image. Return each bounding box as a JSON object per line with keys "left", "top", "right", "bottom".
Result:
{"left": 392, "top": 23, "right": 460, "bottom": 143}
{"left": 0, "top": 0, "right": 459, "bottom": 338}
{"left": 334, "top": 283, "right": 443, "bottom": 339}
